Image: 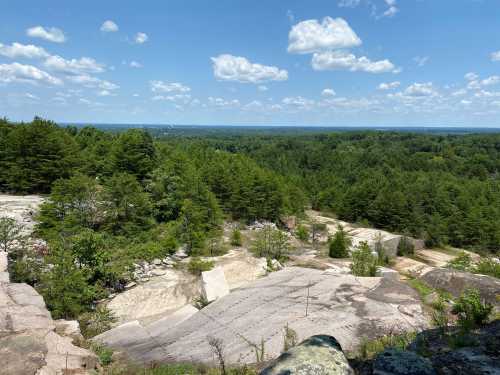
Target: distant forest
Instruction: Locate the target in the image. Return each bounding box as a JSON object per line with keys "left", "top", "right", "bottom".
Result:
{"left": 1, "top": 117, "right": 499, "bottom": 255}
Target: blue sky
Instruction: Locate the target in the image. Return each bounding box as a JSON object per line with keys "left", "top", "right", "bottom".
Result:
{"left": 1, "top": 0, "right": 499, "bottom": 126}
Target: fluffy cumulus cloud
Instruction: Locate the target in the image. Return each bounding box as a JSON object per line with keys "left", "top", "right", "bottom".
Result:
{"left": 26, "top": 26, "right": 66, "bottom": 43}
{"left": 382, "top": 0, "right": 399, "bottom": 18}
{"left": 67, "top": 74, "right": 119, "bottom": 90}
{"left": 338, "top": 0, "right": 361, "bottom": 8}
{"left": 208, "top": 96, "right": 241, "bottom": 108}
{"left": 0, "top": 42, "right": 49, "bottom": 59}
{"left": 282, "top": 96, "right": 315, "bottom": 110}
{"left": 403, "top": 82, "right": 437, "bottom": 97}
{"left": 0, "top": 62, "right": 62, "bottom": 85}
{"left": 150, "top": 81, "right": 191, "bottom": 93}
{"left": 211, "top": 54, "right": 288, "bottom": 83}
{"left": 491, "top": 51, "right": 500, "bottom": 62}
{"left": 129, "top": 61, "right": 142, "bottom": 68}
{"left": 134, "top": 32, "right": 148, "bottom": 44}
{"left": 322, "top": 88, "right": 336, "bottom": 96}
{"left": 43, "top": 55, "right": 105, "bottom": 74}
{"left": 258, "top": 85, "right": 268, "bottom": 92}
{"left": 312, "top": 51, "right": 397, "bottom": 73}
{"left": 465, "top": 72, "right": 478, "bottom": 81}
{"left": 378, "top": 81, "right": 400, "bottom": 90}
{"left": 100, "top": 20, "right": 119, "bottom": 32}
{"left": 288, "top": 17, "right": 361, "bottom": 54}
{"left": 481, "top": 75, "right": 500, "bottom": 86}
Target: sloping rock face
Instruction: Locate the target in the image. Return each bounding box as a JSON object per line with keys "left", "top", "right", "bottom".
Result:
{"left": 0, "top": 256, "right": 98, "bottom": 375}
{"left": 97, "top": 267, "right": 428, "bottom": 365}
{"left": 260, "top": 335, "right": 354, "bottom": 375}
{"left": 421, "top": 268, "right": 500, "bottom": 309}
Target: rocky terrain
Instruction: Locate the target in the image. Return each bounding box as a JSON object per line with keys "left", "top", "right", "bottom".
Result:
{"left": 0, "top": 252, "right": 98, "bottom": 375}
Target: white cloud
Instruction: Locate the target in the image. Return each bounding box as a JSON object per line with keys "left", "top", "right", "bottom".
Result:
{"left": 460, "top": 100, "right": 472, "bottom": 106}
{"left": 491, "top": 51, "right": 500, "bottom": 62}
{"left": 100, "top": 20, "right": 119, "bottom": 33}
{"left": 403, "top": 82, "right": 437, "bottom": 97}
{"left": 150, "top": 81, "right": 191, "bottom": 93}
{"left": 413, "top": 56, "right": 429, "bottom": 67}
{"left": 24, "top": 93, "right": 39, "bottom": 100}
{"left": 0, "top": 42, "right": 49, "bottom": 59}
{"left": 481, "top": 75, "right": 500, "bottom": 86}
{"left": 67, "top": 74, "right": 119, "bottom": 90}
{"left": 26, "top": 26, "right": 66, "bottom": 43}
{"left": 208, "top": 96, "right": 240, "bottom": 108}
{"left": 0, "top": 62, "right": 62, "bottom": 85}
{"left": 134, "top": 32, "right": 148, "bottom": 44}
{"left": 152, "top": 94, "right": 191, "bottom": 104}
{"left": 288, "top": 17, "right": 361, "bottom": 54}
{"left": 258, "top": 85, "right": 268, "bottom": 92}
{"left": 211, "top": 54, "right": 288, "bottom": 83}
{"left": 312, "top": 51, "right": 397, "bottom": 73}
{"left": 451, "top": 88, "right": 467, "bottom": 96}
{"left": 282, "top": 96, "right": 315, "bottom": 109}
{"left": 338, "top": 0, "right": 361, "bottom": 8}
{"left": 322, "top": 88, "right": 336, "bottom": 96}
{"left": 243, "top": 100, "right": 264, "bottom": 111}
{"left": 381, "top": 0, "right": 399, "bottom": 18}
{"left": 44, "top": 55, "right": 105, "bottom": 74}
{"left": 378, "top": 81, "right": 400, "bottom": 90}
{"left": 464, "top": 72, "right": 478, "bottom": 81}
{"left": 97, "top": 90, "right": 116, "bottom": 97}
{"left": 129, "top": 61, "right": 142, "bottom": 68}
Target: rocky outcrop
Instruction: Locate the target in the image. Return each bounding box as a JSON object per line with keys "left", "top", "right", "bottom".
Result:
{"left": 421, "top": 268, "right": 500, "bottom": 309}
{"left": 0, "top": 252, "right": 98, "bottom": 375}
{"left": 96, "top": 266, "right": 428, "bottom": 364}
{"left": 373, "top": 348, "right": 435, "bottom": 375}
{"left": 201, "top": 266, "right": 229, "bottom": 302}
{"left": 260, "top": 335, "right": 354, "bottom": 375}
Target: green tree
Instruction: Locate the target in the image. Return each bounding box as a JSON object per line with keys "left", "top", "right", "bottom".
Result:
{"left": 230, "top": 228, "right": 243, "bottom": 246}
{"left": 451, "top": 288, "right": 493, "bottom": 331}
{"left": 329, "top": 224, "right": 351, "bottom": 258}
{"left": 0, "top": 217, "right": 24, "bottom": 252}
{"left": 350, "top": 242, "right": 378, "bottom": 277}
{"left": 295, "top": 225, "right": 309, "bottom": 242}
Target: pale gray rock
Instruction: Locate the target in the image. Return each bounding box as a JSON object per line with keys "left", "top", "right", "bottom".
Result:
{"left": 98, "top": 267, "right": 428, "bottom": 365}
{"left": 201, "top": 266, "right": 230, "bottom": 303}
{"left": 260, "top": 335, "right": 354, "bottom": 375}
{"left": 54, "top": 319, "right": 84, "bottom": 343}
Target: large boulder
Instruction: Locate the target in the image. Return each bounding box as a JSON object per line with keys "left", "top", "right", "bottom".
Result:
{"left": 373, "top": 348, "right": 435, "bottom": 375}
{"left": 201, "top": 266, "right": 229, "bottom": 303}
{"left": 260, "top": 335, "right": 354, "bottom": 375}
{"left": 421, "top": 268, "right": 500, "bottom": 309}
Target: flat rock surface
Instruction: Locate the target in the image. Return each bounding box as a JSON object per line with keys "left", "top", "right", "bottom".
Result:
{"left": 0, "top": 194, "right": 44, "bottom": 235}
{"left": 98, "top": 267, "right": 428, "bottom": 365}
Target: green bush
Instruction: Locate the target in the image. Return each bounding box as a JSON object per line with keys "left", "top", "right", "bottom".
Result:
{"left": 350, "top": 242, "right": 378, "bottom": 277}
{"left": 79, "top": 305, "right": 117, "bottom": 338}
{"left": 295, "top": 225, "right": 309, "bottom": 242}
{"left": 251, "top": 225, "right": 290, "bottom": 262}
{"left": 91, "top": 343, "right": 114, "bottom": 366}
{"left": 329, "top": 224, "right": 351, "bottom": 258}
{"left": 397, "top": 236, "right": 415, "bottom": 256}
{"left": 230, "top": 228, "right": 243, "bottom": 246}
{"left": 447, "top": 251, "right": 473, "bottom": 272}
{"left": 474, "top": 257, "right": 500, "bottom": 279}
{"left": 188, "top": 257, "right": 214, "bottom": 275}
{"left": 451, "top": 288, "right": 493, "bottom": 331}
{"left": 359, "top": 331, "right": 416, "bottom": 359}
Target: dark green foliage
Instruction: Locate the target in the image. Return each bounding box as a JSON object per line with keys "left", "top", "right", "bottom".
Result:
{"left": 329, "top": 224, "right": 351, "bottom": 258}
{"left": 350, "top": 242, "right": 378, "bottom": 277}
{"left": 187, "top": 257, "right": 214, "bottom": 275}
{"left": 295, "top": 225, "right": 309, "bottom": 242}
{"left": 251, "top": 225, "right": 290, "bottom": 262}
{"left": 230, "top": 228, "right": 242, "bottom": 246}
{"left": 474, "top": 257, "right": 500, "bottom": 279}
{"left": 397, "top": 236, "right": 415, "bottom": 256}
{"left": 451, "top": 288, "right": 493, "bottom": 331}
{"left": 447, "top": 251, "right": 473, "bottom": 271}
{"left": 0, "top": 117, "right": 79, "bottom": 193}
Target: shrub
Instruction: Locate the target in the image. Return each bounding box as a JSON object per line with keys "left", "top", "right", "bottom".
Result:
{"left": 283, "top": 323, "right": 298, "bottom": 352}
{"left": 79, "top": 305, "right": 117, "bottom": 338}
{"left": 295, "top": 225, "right": 309, "bottom": 242}
{"left": 451, "top": 288, "right": 493, "bottom": 331}
{"left": 328, "top": 224, "right": 351, "bottom": 258}
{"left": 230, "top": 228, "right": 243, "bottom": 246}
{"left": 447, "top": 251, "right": 473, "bottom": 272}
{"left": 251, "top": 225, "right": 290, "bottom": 262}
{"left": 474, "top": 257, "right": 500, "bottom": 279}
{"left": 188, "top": 257, "right": 214, "bottom": 275}
{"left": 397, "top": 236, "right": 415, "bottom": 256}
{"left": 91, "top": 343, "right": 114, "bottom": 366}
{"left": 359, "top": 331, "right": 416, "bottom": 360}
{"left": 350, "top": 242, "right": 378, "bottom": 277}
{"left": 431, "top": 296, "right": 450, "bottom": 332}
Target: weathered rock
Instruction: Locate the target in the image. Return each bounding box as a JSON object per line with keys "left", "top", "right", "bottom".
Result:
{"left": 201, "top": 266, "right": 230, "bottom": 303}
{"left": 431, "top": 347, "right": 500, "bottom": 375}
{"left": 0, "top": 251, "right": 8, "bottom": 272}
{"left": 421, "top": 268, "right": 500, "bottom": 309}
{"left": 54, "top": 319, "right": 84, "bottom": 343}
{"left": 260, "top": 335, "right": 354, "bottom": 375}
{"left": 99, "top": 267, "right": 428, "bottom": 364}
{"left": 373, "top": 348, "right": 435, "bottom": 375}
{"left": 378, "top": 267, "right": 399, "bottom": 280}
{"left": 106, "top": 269, "right": 200, "bottom": 324}
{"left": 153, "top": 258, "right": 162, "bottom": 266}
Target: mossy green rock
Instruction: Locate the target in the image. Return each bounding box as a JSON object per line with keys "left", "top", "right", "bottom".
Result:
{"left": 260, "top": 335, "right": 354, "bottom": 375}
